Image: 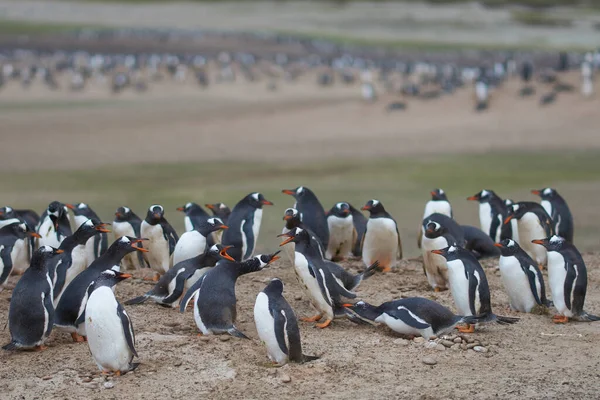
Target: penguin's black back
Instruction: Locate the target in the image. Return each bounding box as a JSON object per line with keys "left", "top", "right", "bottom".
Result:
{"left": 196, "top": 262, "right": 239, "bottom": 329}
{"left": 295, "top": 189, "right": 329, "bottom": 250}
{"left": 461, "top": 225, "right": 501, "bottom": 259}
{"left": 423, "top": 213, "right": 466, "bottom": 246}
{"left": 547, "top": 194, "right": 574, "bottom": 243}
{"left": 221, "top": 197, "right": 260, "bottom": 261}
{"left": 349, "top": 204, "right": 367, "bottom": 257}
{"left": 380, "top": 297, "right": 460, "bottom": 333}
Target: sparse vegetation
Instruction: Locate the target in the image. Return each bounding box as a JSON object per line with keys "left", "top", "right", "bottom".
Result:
{"left": 512, "top": 10, "right": 573, "bottom": 27}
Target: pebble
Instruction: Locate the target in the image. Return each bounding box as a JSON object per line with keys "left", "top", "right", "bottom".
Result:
{"left": 294, "top": 295, "right": 302, "bottom": 301}
{"left": 42, "top": 376, "right": 52, "bottom": 381}
{"left": 174, "top": 361, "right": 183, "bottom": 367}
{"left": 219, "top": 336, "right": 231, "bottom": 342}
{"left": 460, "top": 344, "right": 468, "bottom": 350}
{"left": 480, "top": 341, "right": 489, "bottom": 347}
{"left": 82, "top": 377, "right": 92, "bottom": 383}
{"left": 281, "top": 374, "right": 292, "bottom": 383}
{"left": 453, "top": 337, "right": 462, "bottom": 344}
{"left": 443, "top": 334, "right": 457, "bottom": 341}
{"left": 423, "top": 341, "right": 437, "bottom": 349}
{"left": 467, "top": 338, "right": 475, "bottom": 344}
{"left": 82, "top": 383, "right": 98, "bottom": 389}
{"left": 435, "top": 344, "right": 446, "bottom": 352}
{"left": 440, "top": 340, "right": 454, "bottom": 348}
{"left": 451, "top": 344, "right": 461, "bottom": 351}
{"left": 198, "top": 336, "right": 211, "bottom": 342}
{"left": 488, "top": 345, "right": 499, "bottom": 353}
{"left": 164, "top": 322, "right": 180, "bottom": 327}
{"left": 103, "top": 382, "right": 115, "bottom": 389}
{"left": 422, "top": 357, "right": 437, "bottom": 366}
{"left": 473, "top": 346, "right": 488, "bottom": 353}
{"left": 466, "top": 343, "right": 478, "bottom": 349}
{"left": 413, "top": 337, "right": 426, "bottom": 344}
{"left": 393, "top": 338, "right": 409, "bottom": 346}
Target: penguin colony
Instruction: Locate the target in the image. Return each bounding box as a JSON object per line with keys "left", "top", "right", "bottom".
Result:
{"left": 0, "top": 185, "right": 596, "bottom": 375}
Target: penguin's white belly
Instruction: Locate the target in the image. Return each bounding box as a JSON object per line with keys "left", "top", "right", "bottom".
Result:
{"left": 173, "top": 231, "right": 205, "bottom": 266}
{"left": 446, "top": 259, "right": 472, "bottom": 316}
{"left": 478, "top": 203, "right": 492, "bottom": 238}
{"left": 249, "top": 209, "right": 263, "bottom": 258}
{"left": 11, "top": 239, "right": 30, "bottom": 274}
{"left": 84, "top": 238, "right": 97, "bottom": 264}
{"left": 141, "top": 223, "right": 170, "bottom": 274}
{"left": 326, "top": 216, "right": 354, "bottom": 260}
{"left": 73, "top": 215, "right": 87, "bottom": 231}
{"left": 85, "top": 289, "right": 133, "bottom": 372}
{"left": 376, "top": 313, "right": 434, "bottom": 339}
{"left": 281, "top": 227, "right": 295, "bottom": 266}
{"left": 421, "top": 236, "right": 449, "bottom": 289}
{"left": 510, "top": 219, "right": 520, "bottom": 242}
{"left": 499, "top": 256, "right": 537, "bottom": 312}
{"left": 547, "top": 251, "right": 571, "bottom": 316}
{"left": 55, "top": 245, "right": 88, "bottom": 304}
{"left": 517, "top": 213, "right": 547, "bottom": 266}
{"left": 294, "top": 253, "right": 332, "bottom": 319}
{"left": 363, "top": 219, "right": 398, "bottom": 269}
{"left": 540, "top": 201, "right": 552, "bottom": 220}
{"left": 423, "top": 201, "right": 452, "bottom": 220}
{"left": 254, "top": 292, "right": 288, "bottom": 365}
{"left": 184, "top": 217, "right": 193, "bottom": 232}
{"left": 113, "top": 223, "right": 141, "bottom": 270}
{"left": 37, "top": 219, "right": 61, "bottom": 249}
{"left": 193, "top": 291, "right": 211, "bottom": 334}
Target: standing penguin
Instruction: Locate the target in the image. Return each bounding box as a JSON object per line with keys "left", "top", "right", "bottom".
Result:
{"left": 532, "top": 236, "right": 599, "bottom": 323}
{"left": 0, "top": 206, "right": 40, "bottom": 273}
{"left": 140, "top": 205, "right": 179, "bottom": 281}
{"left": 254, "top": 278, "right": 319, "bottom": 365}
{"left": 0, "top": 220, "right": 41, "bottom": 287}
{"left": 81, "top": 270, "right": 138, "bottom": 375}
{"left": 221, "top": 193, "right": 273, "bottom": 261}
{"left": 0, "top": 206, "right": 40, "bottom": 231}
{"left": 113, "top": 206, "right": 148, "bottom": 271}
{"left": 282, "top": 187, "right": 329, "bottom": 249}
{"left": 418, "top": 188, "right": 453, "bottom": 249}
{"left": 496, "top": 239, "right": 550, "bottom": 313}
{"left": 54, "top": 236, "right": 147, "bottom": 341}
{"left": 361, "top": 199, "right": 402, "bottom": 272}
{"left": 431, "top": 245, "right": 518, "bottom": 332}
{"left": 505, "top": 202, "right": 554, "bottom": 268}
{"left": 176, "top": 202, "right": 210, "bottom": 232}
{"left": 349, "top": 203, "right": 367, "bottom": 258}
{"left": 66, "top": 203, "right": 108, "bottom": 262}
{"left": 3, "top": 246, "right": 63, "bottom": 351}
{"left": 325, "top": 202, "right": 355, "bottom": 261}
{"left": 37, "top": 201, "right": 72, "bottom": 249}
{"left": 172, "top": 218, "right": 228, "bottom": 266}
{"left": 504, "top": 199, "right": 520, "bottom": 242}
{"left": 281, "top": 208, "right": 302, "bottom": 265}
{"left": 206, "top": 203, "right": 231, "bottom": 224}
{"left": 467, "top": 189, "right": 509, "bottom": 242}
{"left": 531, "top": 188, "right": 574, "bottom": 244}
{"left": 180, "top": 251, "right": 280, "bottom": 338}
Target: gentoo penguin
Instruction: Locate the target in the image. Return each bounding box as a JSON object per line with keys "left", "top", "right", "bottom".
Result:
{"left": 461, "top": 225, "right": 501, "bottom": 259}
{"left": 125, "top": 244, "right": 235, "bottom": 307}
{"left": 282, "top": 187, "right": 329, "bottom": 249}
{"left": 0, "top": 219, "right": 41, "bottom": 284}
{"left": 205, "top": 203, "right": 231, "bottom": 224}
{"left": 279, "top": 228, "right": 356, "bottom": 329}
{"left": 3, "top": 246, "right": 63, "bottom": 351}
{"left": 474, "top": 79, "right": 489, "bottom": 111}
{"left": 505, "top": 202, "right": 554, "bottom": 268}
{"left": 349, "top": 203, "right": 367, "bottom": 257}
{"left": 325, "top": 202, "right": 355, "bottom": 261}
{"left": 503, "top": 199, "right": 520, "bottom": 242}
{"left": 496, "top": 239, "right": 550, "bottom": 313}
{"left": 66, "top": 203, "right": 108, "bottom": 262}
{"left": 180, "top": 251, "right": 281, "bottom": 338}
{"left": 221, "top": 192, "right": 273, "bottom": 261}
{"left": 361, "top": 199, "right": 402, "bottom": 272}
{"left": 281, "top": 208, "right": 302, "bottom": 265}
{"left": 140, "top": 205, "right": 179, "bottom": 281}
{"left": 113, "top": 206, "right": 148, "bottom": 271}
{"left": 49, "top": 219, "right": 110, "bottom": 303}
{"left": 172, "top": 218, "right": 228, "bottom": 266}
{"left": 432, "top": 245, "right": 518, "bottom": 332}
{"left": 37, "top": 201, "right": 72, "bottom": 249}
{"left": 176, "top": 202, "right": 210, "bottom": 232}
{"left": 0, "top": 206, "right": 40, "bottom": 231}
{"left": 418, "top": 188, "right": 453, "bottom": 248}
{"left": 531, "top": 188, "right": 574, "bottom": 244}
{"left": 54, "top": 236, "right": 147, "bottom": 341}
{"left": 347, "top": 298, "right": 480, "bottom": 339}
{"left": 532, "top": 236, "right": 599, "bottom": 323}
{"left": 254, "top": 278, "right": 319, "bottom": 365}
{"left": 467, "top": 189, "right": 509, "bottom": 242}
{"left": 80, "top": 269, "right": 138, "bottom": 375}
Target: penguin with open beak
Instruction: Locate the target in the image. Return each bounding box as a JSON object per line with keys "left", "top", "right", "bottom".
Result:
{"left": 37, "top": 201, "right": 72, "bottom": 249}
{"left": 66, "top": 203, "right": 108, "bottom": 262}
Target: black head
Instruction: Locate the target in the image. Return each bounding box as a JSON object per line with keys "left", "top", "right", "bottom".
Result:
{"left": 92, "top": 268, "right": 133, "bottom": 288}
{"left": 424, "top": 220, "right": 445, "bottom": 239}
{"left": 531, "top": 188, "right": 557, "bottom": 200}
{"left": 504, "top": 202, "right": 530, "bottom": 224}
{"left": 0, "top": 206, "right": 16, "bottom": 220}
{"left": 75, "top": 218, "right": 111, "bottom": 239}
{"left": 109, "top": 236, "right": 149, "bottom": 255}
{"left": 146, "top": 204, "right": 164, "bottom": 223}
{"left": 494, "top": 238, "right": 522, "bottom": 256}
{"left": 176, "top": 202, "right": 204, "bottom": 215}
{"left": 532, "top": 235, "right": 566, "bottom": 251}
{"left": 467, "top": 189, "right": 495, "bottom": 203}
{"left": 329, "top": 202, "right": 351, "bottom": 218}
{"left": 205, "top": 203, "right": 231, "bottom": 217}
{"left": 205, "top": 243, "right": 236, "bottom": 262}
{"left": 361, "top": 199, "right": 385, "bottom": 214}
{"left": 0, "top": 219, "right": 41, "bottom": 240}
{"left": 431, "top": 245, "right": 463, "bottom": 261}
{"left": 255, "top": 251, "right": 281, "bottom": 268}
{"left": 115, "top": 206, "right": 136, "bottom": 222}
{"left": 282, "top": 186, "right": 312, "bottom": 200}
{"left": 203, "top": 217, "right": 229, "bottom": 234}
{"left": 263, "top": 278, "right": 284, "bottom": 296}
{"left": 430, "top": 188, "right": 448, "bottom": 201}
{"left": 244, "top": 192, "right": 274, "bottom": 209}
{"left": 32, "top": 245, "right": 64, "bottom": 267}
{"left": 347, "top": 300, "right": 380, "bottom": 324}
{"left": 47, "top": 201, "right": 67, "bottom": 230}
{"left": 278, "top": 227, "right": 310, "bottom": 246}
{"left": 66, "top": 203, "right": 95, "bottom": 217}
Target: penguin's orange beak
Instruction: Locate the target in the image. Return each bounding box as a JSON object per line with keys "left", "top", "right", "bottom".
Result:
{"left": 205, "top": 204, "right": 215, "bottom": 210}
{"left": 361, "top": 205, "right": 371, "bottom": 211}
{"left": 95, "top": 223, "right": 111, "bottom": 233}
{"left": 55, "top": 249, "right": 64, "bottom": 254}
{"left": 503, "top": 216, "right": 513, "bottom": 225}
{"left": 219, "top": 246, "right": 235, "bottom": 261}
{"left": 431, "top": 249, "right": 444, "bottom": 255}
{"left": 262, "top": 200, "right": 274, "bottom": 206}
{"left": 270, "top": 255, "right": 281, "bottom": 262}
{"left": 283, "top": 215, "right": 293, "bottom": 221}
{"left": 279, "top": 235, "right": 295, "bottom": 246}
{"left": 219, "top": 225, "right": 229, "bottom": 230}
{"left": 132, "top": 245, "right": 149, "bottom": 252}
{"left": 115, "top": 212, "right": 122, "bottom": 218}
{"left": 27, "top": 231, "right": 42, "bottom": 238}
{"left": 66, "top": 204, "right": 76, "bottom": 210}
{"left": 531, "top": 190, "right": 541, "bottom": 195}
{"left": 282, "top": 190, "right": 295, "bottom": 196}
{"left": 153, "top": 213, "right": 161, "bottom": 219}
{"left": 176, "top": 207, "right": 185, "bottom": 212}
{"left": 494, "top": 243, "right": 503, "bottom": 248}
{"left": 467, "top": 196, "right": 478, "bottom": 201}
{"left": 132, "top": 238, "right": 148, "bottom": 243}
{"left": 120, "top": 273, "right": 133, "bottom": 279}
{"left": 531, "top": 239, "right": 545, "bottom": 245}
{"left": 426, "top": 227, "right": 435, "bottom": 234}
{"left": 430, "top": 191, "right": 437, "bottom": 196}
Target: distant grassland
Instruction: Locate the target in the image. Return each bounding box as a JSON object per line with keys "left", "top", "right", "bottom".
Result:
{"left": 2, "top": 151, "right": 599, "bottom": 257}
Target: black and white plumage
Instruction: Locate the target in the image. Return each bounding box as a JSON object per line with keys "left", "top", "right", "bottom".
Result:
{"left": 176, "top": 202, "right": 211, "bottom": 232}
{"left": 532, "top": 188, "right": 574, "bottom": 244}
{"left": 431, "top": 245, "right": 518, "bottom": 331}
{"left": 496, "top": 239, "right": 550, "bottom": 313}
{"left": 0, "top": 207, "right": 40, "bottom": 273}
{"left": 3, "top": 246, "right": 63, "bottom": 351}
{"left": 281, "top": 208, "right": 303, "bottom": 265}
{"left": 361, "top": 199, "right": 402, "bottom": 272}
{"left": 532, "top": 236, "right": 599, "bottom": 323}
{"left": 37, "top": 201, "right": 72, "bottom": 249}
{"left": 113, "top": 206, "right": 148, "bottom": 271}
{"left": 347, "top": 297, "right": 481, "bottom": 339}
{"left": 125, "top": 244, "right": 234, "bottom": 307}
{"left": 282, "top": 187, "right": 329, "bottom": 250}
{"left": 205, "top": 203, "right": 231, "bottom": 224}
{"left": 505, "top": 201, "right": 554, "bottom": 267}
{"left": 0, "top": 206, "right": 40, "bottom": 232}
{"left": 172, "top": 218, "right": 228, "bottom": 266}
{"left": 67, "top": 203, "right": 108, "bottom": 262}
{"left": 503, "top": 199, "right": 520, "bottom": 242}
{"left": 461, "top": 225, "right": 501, "bottom": 259}
{"left": 254, "top": 278, "right": 319, "bottom": 365}
{"left": 140, "top": 205, "right": 179, "bottom": 279}
{"left": 467, "top": 189, "right": 512, "bottom": 243}
{"left": 0, "top": 219, "right": 41, "bottom": 286}
{"left": 79, "top": 270, "right": 138, "bottom": 374}
{"left": 418, "top": 189, "right": 453, "bottom": 249}
{"left": 180, "top": 251, "right": 280, "bottom": 338}
{"left": 221, "top": 193, "right": 273, "bottom": 261}
{"left": 348, "top": 203, "right": 367, "bottom": 257}
{"left": 325, "top": 202, "right": 355, "bottom": 261}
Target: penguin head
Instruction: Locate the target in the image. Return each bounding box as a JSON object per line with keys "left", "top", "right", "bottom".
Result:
{"left": 2, "top": 219, "right": 41, "bottom": 239}
{"left": 78, "top": 218, "right": 111, "bottom": 236}
{"left": 32, "top": 245, "right": 64, "bottom": 265}
{"left": 504, "top": 203, "right": 527, "bottom": 224}
{"left": 66, "top": 202, "right": 92, "bottom": 217}
{"left": 494, "top": 238, "right": 521, "bottom": 256}
{"left": 424, "top": 220, "right": 445, "bottom": 238}
{"left": 147, "top": 205, "right": 164, "bottom": 222}
{"left": 217, "top": 245, "right": 236, "bottom": 261}
{"left": 205, "top": 203, "right": 230, "bottom": 216}
{"left": 532, "top": 235, "right": 566, "bottom": 251}
{"left": 504, "top": 199, "right": 514, "bottom": 207}
{"left": 531, "top": 188, "right": 556, "bottom": 200}
{"left": 431, "top": 245, "right": 461, "bottom": 260}
{"left": 430, "top": 189, "right": 448, "bottom": 201}
{"left": 256, "top": 251, "right": 281, "bottom": 269}
{"left": 205, "top": 218, "right": 228, "bottom": 233}
{"left": 176, "top": 202, "right": 199, "bottom": 215}
{"left": 278, "top": 227, "right": 309, "bottom": 246}
{"left": 282, "top": 186, "right": 309, "bottom": 199}
{"left": 263, "top": 278, "right": 284, "bottom": 295}
{"left": 467, "top": 189, "right": 494, "bottom": 203}
{"left": 361, "top": 199, "right": 384, "bottom": 214}
{"left": 115, "top": 206, "right": 134, "bottom": 222}
{"left": 47, "top": 201, "right": 66, "bottom": 230}
{"left": 346, "top": 300, "right": 380, "bottom": 324}
{"left": 93, "top": 268, "right": 133, "bottom": 288}
{"left": 283, "top": 208, "right": 300, "bottom": 222}
{"left": 0, "top": 206, "right": 15, "bottom": 220}
{"left": 114, "top": 236, "right": 149, "bottom": 254}
{"left": 329, "top": 202, "right": 351, "bottom": 218}
{"left": 247, "top": 193, "right": 273, "bottom": 209}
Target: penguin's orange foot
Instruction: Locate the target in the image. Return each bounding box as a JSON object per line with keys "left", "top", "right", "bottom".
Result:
{"left": 315, "top": 319, "right": 332, "bottom": 329}
{"left": 538, "top": 264, "right": 545, "bottom": 271}
{"left": 71, "top": 333, "right": 86, "bottom": 343}
{"left": 552, "top": 315, "right": 569, "bottom": 324}
{"left": 197, "top": 333, "right": 203, "bottom": 337}
{"left": 301, "top": 314, "right": 322, "bottom": 323}
{"left": 34, "top": 345, "right": 47, "bottom": 352}
{"left": 457, "top": 324, "right": 475, "bottom": 333}
{"left": 114, "top": 371, "right": 122, "bottom": 377}
{"left": 434, "top": 287, "right": 444, "bottom": 293}
{"left": 381, "top": 266, "right": 392, "bottom": 273}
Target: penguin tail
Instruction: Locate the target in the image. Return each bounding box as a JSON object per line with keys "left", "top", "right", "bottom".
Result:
{"left": 124, "top": 295, "right": 149, "bottom": 305}
{"left": 227, "top": 327, "right": 250, "bottom": 340}
{"left": 544, "top": 299, "right": 554, "bottom": 308}
{"left": 461, "top": 313, "right": 519, "bottom": 325}
{"left": 576, "top": 312, "right": 600, "bottom": 322}
{"left": 2, "top": 341, "right": 17, "bottom": 351}
{"left": 494, "top": 314, "right": 520, "bottom": 325}
{"left": 362, "top": 260, "right": 383, "bottom": 280}
{"left": 129, "top": 362, "right": 141, "bottom": 372}
{"left": 301, "top": 354, "right": 320, "bottom": 363}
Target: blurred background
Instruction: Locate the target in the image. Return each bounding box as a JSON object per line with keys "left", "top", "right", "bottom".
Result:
{"left": 0, "top": 0, "right": 599, "bottom": 257}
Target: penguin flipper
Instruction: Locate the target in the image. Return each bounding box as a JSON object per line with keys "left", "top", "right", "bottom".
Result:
{"left": 386, "top": 307, "right": 430, "bottom": 330}
{"left": 124, "top": 295, "right": 149, "bottom": 306}
{"left": 2, "top": 341, "right": 17, "bottom": 350}
{"left": 43, "top": 289, "right": 54, "bottom": 338}
{"left": 301, "top": 354, "right": 320, "bottom": 363}
{"left": 563, "top": 262, "right": 577, "bottom": 312}
{"left": 522, "top": 264, "right": 543, "bottom": 306}
{"left": 272, "top": 309, "right": 290, "bottom": 356}
{"left": 396, "top": 224, "right": 403, "bottom": 260}
{"left": 117, "top": 302, "right": 138, "bottom": 358}
{"left": 576, "top": 312, "right": 600, "bottom": 322}
{"left": 179, "top": 275, "right": 205, "bottom": 313}
{"left": 160, "top": 219, "right": 179, "bottom": 255}
{"left": 162, "top": 272, "right": 190, "bottom": 305}
{"left": 75, "top": 283, "right": 95, "bottom": 326}
{"left": 0, "top": 246, "right": 14, "bottom": 285}
{"left": 494, "top": 314, "right": 519, "bottom": 325}
{"left": 242, "top": 217, "right": 255, "bottom": 260}
{"left": 227, "top": 326, "right": 249, "bottom": 339}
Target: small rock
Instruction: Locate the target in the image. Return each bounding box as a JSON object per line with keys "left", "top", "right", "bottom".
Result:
{"left": 281, "top": 374, "right": 292, "bottom": 383}
{"left": 164, "top": 322, "right": 180, "bottom": 327}
{"left": 174, "top": 361, "right": 183, "bottom": 367}
{"left": 488, "top": 345, "right": 499, "bottom": 353}
{"left": 480, "top": 341, "right": 488, "bottom": 347}
{"left": 435, "top": 344, "right": 446, "bottom": 352}
{"left": 294, "top": 295, "right": 302, "bottom": 301}
{"left": 393, "top": 338, "right": 409, "bottom": 346}
{"left": 467, "top": 338, "right": 475, "bottom": 344}
{"left": 451, "top": 344, "right": 461, "bottom": 351}
{"left": 238, "top": 318, "right": 246, "bottom": 324}
{"left": 423, "top": 341, "right": 437, "bottom": 349}
{"left": 460, "top": 344, "right": 468, "bottom": 350}
{"left": 453, "top": 337, "right": 462, "bottom": 344}
{"left": 473, "top": 346, "right": 488, "bottom": 353}
{"left": 103, "top": 382, "right": 115, "bottom": 389}
{"left": 440, "top": 340, "right": 454, "bottom": 348}
{"left": 443, "top": 334, "right": 457, "bottom": 341}
{"left": 413, "top": 337, "right": 426, "bottom": 344}
{"left": 198, "top": 336, "right": 210, "bottom": 342}
{"left": 219, "top": 336, "right": 231, "bottom": 342}
{"left": 42, "top": 376, "right": 52, "bottom": 381}
{"left": 429, "top": 335, "right": 437, "bottom": 340}
{"left": 466, "top": 343, "right": 478, "bottom": 349}
{"left": 82, "top": 377, "right": 92, "bottom": 383}
{"left": 82, "top": 383, "right": 98, "bottom": 389}
{"left": 422, "top": 357, "right": 437, "bottom": 366}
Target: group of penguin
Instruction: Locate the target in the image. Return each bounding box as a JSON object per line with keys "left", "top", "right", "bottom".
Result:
{"left": 0, "top": 184, "right": 597, "bottom": 373}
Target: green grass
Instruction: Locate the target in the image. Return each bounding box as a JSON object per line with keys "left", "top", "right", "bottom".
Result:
{"left": 512, "top": 10, "right": 573, "bottom": 27}
{"left": 2, "top": 151, "right": 599, "bottom": 257}
{"left": 0, "top": 20, "right": 103, "bottom": 35}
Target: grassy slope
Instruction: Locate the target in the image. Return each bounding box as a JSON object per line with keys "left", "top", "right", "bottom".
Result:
{"left": 3, "top": 151, "right": 599, "bottom": 257}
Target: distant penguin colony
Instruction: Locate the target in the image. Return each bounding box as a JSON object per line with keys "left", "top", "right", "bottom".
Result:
{"left": 1, "top": 183, "right": 597, "bottom": 375}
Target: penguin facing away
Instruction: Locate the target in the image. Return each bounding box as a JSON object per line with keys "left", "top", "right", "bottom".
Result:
{"left": 140, "top": 205, "right": 179, "bottom": 280}
{"left": 0, "top": 206, "right": 40, "bottom": 231}
{"left": 531, "top": 188, "right": 574, "bottom": 244}
{"left": 461, "top": 225, "right": 501, "bottom": 259}
{"left": 282, "top": 187, "right": 329, "bottom": 250}
{"left": 254, "top": 278, "right": 320, "bottom": 366}
{"left": 172, "top": 218, "right": 228, "bottom": 266}
{"left": 505, "top": 202, "right": 554, "bottom": 268}
{"left": 361, "top": 199, "right": 402, "bottom": 272}
{"left": 532, "top": 236, "right": 599, "bottom": 323}
{"left": 3, "top": 246, "right": 63, "bottom": 351}
{"left": 81, "top": 269, "right": 138, "bottom": 375}
{"left": 495, "top": 239, "right": 551, "bottom": 313}
{"left": 205, "top": 203, "right": 231, "bottom": 224}
{"left": 37, "top": 201, "right": 72, "bottom": 249}
{"left": 0, "top": 220, "right": 41, "bottom": 286}
{"left": 348, "top": 203, "right": 367, "bottom": 257}
{"left": 66, "top": 203, "right": 108, "bottom": 262}
{"left": 325, "top": 202, "right": 356, "bottom": 261}
{"left": 0, "top": 207, "right": 40, "bottom": 274}
{"left": 113, "top": 206, "right": 148, "bottom": 271}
